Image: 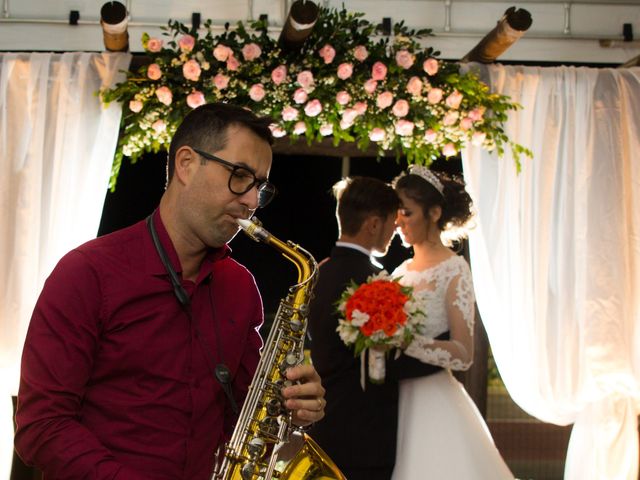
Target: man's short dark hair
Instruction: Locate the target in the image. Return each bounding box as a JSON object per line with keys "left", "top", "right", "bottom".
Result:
{"left": 333, "top": 176, "right": 399, "bottom": 236}
{"left": 167, "top": 103, "right": 274, "bottom": 182}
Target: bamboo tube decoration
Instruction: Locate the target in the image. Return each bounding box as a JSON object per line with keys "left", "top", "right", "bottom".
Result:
{"left": 619, "top": 54, "right": 640, "bottom": 68}
{"left": 462, "top": 7, "right": 532, "bottom": 63}
{"left": 278, "top": 0, "right": 320, "bottom": 52}
{"left": 101, "top": 1, "right": 129, "bottom": 52}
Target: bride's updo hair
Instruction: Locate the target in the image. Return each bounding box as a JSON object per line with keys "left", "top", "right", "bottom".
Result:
{"left": 393, "top": 167, "right": 474, "bottom": 241}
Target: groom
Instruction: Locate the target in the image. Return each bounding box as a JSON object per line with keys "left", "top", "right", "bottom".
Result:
{"left": 307, "top": 176, "right": 444, "bottom": 480}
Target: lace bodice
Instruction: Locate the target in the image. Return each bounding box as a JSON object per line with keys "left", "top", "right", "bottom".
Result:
{"left": 393, "top": 255, "right": 476, "bottom": 370}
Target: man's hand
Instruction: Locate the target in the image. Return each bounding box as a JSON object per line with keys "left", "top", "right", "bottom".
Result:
{"left": 281, "top": 364, "right": 326, "bottom": 426}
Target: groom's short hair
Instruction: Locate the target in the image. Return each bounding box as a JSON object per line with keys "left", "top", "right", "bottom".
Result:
{"left": 332, "top": 176, "right": 399, "bottom": 236}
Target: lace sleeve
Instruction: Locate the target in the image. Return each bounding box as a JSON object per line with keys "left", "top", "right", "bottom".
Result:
{"left": 404, "top": 260, "right": 476, "bottom": 371}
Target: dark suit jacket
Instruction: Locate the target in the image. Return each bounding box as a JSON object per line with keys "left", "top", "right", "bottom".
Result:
{"left": 307, "top": 246, "right": 444, "bottom": 477}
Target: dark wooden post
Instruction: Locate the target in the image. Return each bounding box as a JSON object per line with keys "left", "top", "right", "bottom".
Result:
{"left": 453, "top": 240, "right": 490, "bottom": 417}
{"left": 461, "top": 7, "right": 532, "bottom": 63}
{"left": 278, "top": 0, "right": 320, "bottom": 52}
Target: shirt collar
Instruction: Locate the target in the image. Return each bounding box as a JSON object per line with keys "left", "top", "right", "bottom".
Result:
{"left": 334, "top": 241, "right": 384, "bottom": 270}
{"left": 335, "top": 241, "right": 371, "bottom": 257}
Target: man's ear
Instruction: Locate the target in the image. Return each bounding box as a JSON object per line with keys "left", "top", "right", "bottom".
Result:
{"left": 173, "top": 146, "right": 198, "bottom": 185}
{"left": 365, "top": 215, "right": 382, "bottom": 234}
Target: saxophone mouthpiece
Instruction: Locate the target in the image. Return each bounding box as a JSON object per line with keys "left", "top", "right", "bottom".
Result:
{"left": 237, "top": 217, "right": 270, "bottom": 243}
{"left": 236, "top": 218, "right": 254, "bottom": 231}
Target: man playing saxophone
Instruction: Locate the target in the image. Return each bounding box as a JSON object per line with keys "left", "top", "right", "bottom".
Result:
{"left": 14, "top": 103, "right": 326, "bottom": 480}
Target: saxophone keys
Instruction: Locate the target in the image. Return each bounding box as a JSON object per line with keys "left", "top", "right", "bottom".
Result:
{"left": 247, "top": 437, "right": 266, "bottom": 458}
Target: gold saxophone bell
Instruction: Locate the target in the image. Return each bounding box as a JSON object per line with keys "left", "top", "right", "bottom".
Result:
{"left": 277, "top": 433, "right": 346, "bottom": 480}
{"left": 212, "top": 218, "right": 347, "bottom": 480}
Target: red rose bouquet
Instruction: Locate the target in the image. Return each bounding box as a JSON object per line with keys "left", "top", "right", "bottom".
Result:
{"left": 336, "top": 271, "right": 425, "bottom": 384}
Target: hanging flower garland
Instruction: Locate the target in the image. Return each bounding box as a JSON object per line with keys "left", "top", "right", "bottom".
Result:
{"left": 101, "top": 7, "right": 531, "bottom": 190}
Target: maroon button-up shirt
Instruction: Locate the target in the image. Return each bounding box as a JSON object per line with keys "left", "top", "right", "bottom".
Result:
{"left": 15, "top": 212, "right": 263, "bottom": 479}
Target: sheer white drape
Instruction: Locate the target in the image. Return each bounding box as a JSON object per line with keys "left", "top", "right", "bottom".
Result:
{"left": 462, "top": 65, "right": 640, "bottom": 480}
{"left": 0, "top": 51, "right": 131, "bottom": 479}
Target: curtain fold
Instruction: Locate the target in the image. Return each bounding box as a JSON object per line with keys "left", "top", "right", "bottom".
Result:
{"left": 0, "top": 51, "right": 131, "bottom": 480}
{"left": 462, "top": 64, "right": 640, "bottom": 479}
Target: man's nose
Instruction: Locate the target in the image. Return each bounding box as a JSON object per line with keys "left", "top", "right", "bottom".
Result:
{"left": 239, "top": 184, "right": 260, "bottom": 211}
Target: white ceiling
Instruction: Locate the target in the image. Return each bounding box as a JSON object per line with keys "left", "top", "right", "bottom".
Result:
{"left": 1, "top": 0, "right": 639, "bottom": 63}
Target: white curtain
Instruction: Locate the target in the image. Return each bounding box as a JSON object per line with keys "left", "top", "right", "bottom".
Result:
{"left": 462, "top": 65, "right": 640, "bottom": 479}
{"left": 0, "top": 51, "right": 131, "bottom": 479}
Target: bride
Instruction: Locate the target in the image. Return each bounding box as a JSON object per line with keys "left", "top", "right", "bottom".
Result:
{"left": 390, "top": 165, "right": 514, "bottom": 480}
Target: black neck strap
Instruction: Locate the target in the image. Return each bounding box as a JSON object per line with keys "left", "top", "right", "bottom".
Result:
{"left": 146, "top": 215, "right": 190, "bottom": 308}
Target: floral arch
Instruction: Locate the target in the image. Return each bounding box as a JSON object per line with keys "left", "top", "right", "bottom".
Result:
{"left": 101, "top": 6, "right": 530, "bottom": 190}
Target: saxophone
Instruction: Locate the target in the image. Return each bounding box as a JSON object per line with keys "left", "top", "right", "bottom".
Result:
{"left": 212, "top": 218, "right": 345, "bottom": 480}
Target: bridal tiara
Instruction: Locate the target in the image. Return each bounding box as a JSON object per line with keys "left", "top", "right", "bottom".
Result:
{"left": 408, "top": 165, "right": 445, "bottom": 196}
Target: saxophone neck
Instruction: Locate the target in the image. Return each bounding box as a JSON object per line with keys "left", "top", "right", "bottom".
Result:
{"left": 237, "top": 217, "right": 317, "bottom": 286}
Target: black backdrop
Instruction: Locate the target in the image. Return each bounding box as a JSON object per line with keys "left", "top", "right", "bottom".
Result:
{"left": 96, "top": 151, "right": 439, "bottom": 317}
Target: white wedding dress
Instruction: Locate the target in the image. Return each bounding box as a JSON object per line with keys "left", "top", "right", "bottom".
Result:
{"left": 391, "top": 255, "right": 514, "bottom": 480}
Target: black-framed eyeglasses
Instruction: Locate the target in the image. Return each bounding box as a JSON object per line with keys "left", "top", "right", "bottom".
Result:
{"left": 193, "top": 148, "right": 277, "bottom": 208}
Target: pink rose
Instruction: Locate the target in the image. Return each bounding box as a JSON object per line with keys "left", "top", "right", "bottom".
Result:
{"left": 460, "top": 117, "right": 473, "bottom": 131}
{"left": 337, "top": 63, "right": 353, "bottom": 80}
{"left": 406, "top": 76, "right": 423, "bottom": 96}
{"left": 468, "top": 107, "right": 485, "bottom": 121}
{"left": 342, "top": 108, "right": 358, "bottom": 125}
{"left": 319, "top": 124, "right": 333, "bottom": 136}
{"left": 443, "top": 111, "right": 459, "bottom": 126}
{"left": 304, "top": 99, "right": 323, "bottom": 117}
{"left": 336, "top": 91, "right": 351, "bottom": 105}
{"left": 249, "top": 83, "right": 266, "bottom": 102}
{"left": 471, "top": 131, "right": 486, "bottom": 146}
{"left": 371, "top": 62, "right": 387, "bottom": 81}
{"left": 271, "top": 65, "right": 287, "bottom": 85}
{"left": 376, "top": 91, "right": 393, "bottom": 109}
{"left": 281, "top": 106, "right": 299, "bottom": 121}
{"left": 178, "top": 35, "right": 195, "bottom": 52}
{"left": 242, "top": 43, "right": 262, "bottom": 61}
{"left": 424, "top": 129, "right": 438, "bottom": 143}
{"left": 147, "top": 63, "right": 162, "bottom": 80}
{"left": 182, "top": 59, "right": 201, "bottom": 81}
{"left": 343, "top": 118, "right": 357, "bottom": 130}
{"left": 186, "top": 91, "right": 206, "bottom": 109}
{"left": 146, "top": 37, "right": 163, "bottom": 52}
{"left": 369, "top": 128, "right": 385, "bottom": 142}
{"left": 297, "top": 70, "right": 315, "bottom": 90}
{"left": 423, "top": 58, "right": 439, "bottom": 76}
{"left": 395, "top": 50, "right": 415, "bottom": 69}
{"left": 395, "top": 119, "right": 415, "bottom": 136}
{"left": 427, "top": 88, "right": 444, "bottom": 104}
{"left": 214, "top": 73, "right": 230, "bottom": 90}
{"left": 293, "top": 88, "right": 308, "bottom": 104}
{"left": 213, "top": 44, "right": 232, "bottom": 62}
{"left": 442, "top": 143, "right": 457, "bottom": 157}
{"left": 155, "top": 86, "right": 172, "bottom": 105}
{"left": 152, "top": 119, "right": 166, "bottom": 134}
{"left": 293, "top": 121, "right": 307, "bottom": 135}
{"left": 226, "top": 55, "right": 240, "bottom": 71}
{"left": 269, "top": 124, "right": 287, "bottom": 138}
{"left": 446, "top": 90, "right": 464, "bottom": 109}
{"left": 364, "top": 79, "right": 378, "bottom": 94}
{"left": 318, "top": 44, "right": 336, "bottom": 64}
{"left": 392, "top": 99, "right": 410, "bottom": 118}
{"left": 353, "top": 102, "right": 367, "bottom": 115}
{"left": 353, "top": 45, "right": 368, "bottom": 62}
{"left": 129, "top": 99, "right": 143, "bottom": 113}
